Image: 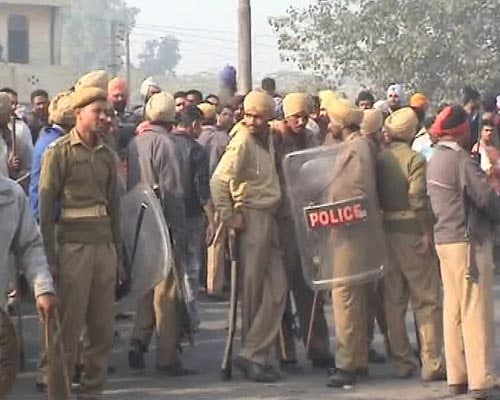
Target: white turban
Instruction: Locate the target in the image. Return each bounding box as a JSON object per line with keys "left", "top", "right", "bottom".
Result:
{"left": 387, "top": 84, "right": 406, "bottom": 104}
{"left": 140, "top": 77, "right": 160, "bottom": 99}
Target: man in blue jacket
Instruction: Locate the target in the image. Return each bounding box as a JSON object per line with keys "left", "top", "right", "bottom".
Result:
{"left": 29, "top": 91, "right": 75, "bottom": 220}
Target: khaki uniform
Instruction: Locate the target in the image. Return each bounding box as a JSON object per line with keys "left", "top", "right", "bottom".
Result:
{"left": 273, "top": 128, "right": 331, "bottom": 362}
{"left": 131, "top": 273, "right": 181, "bottom": 366}
{"left": 327, "top": 136, "right": 386, "bottom": 374}
{"left": 436, "top": 241, "right": 495, "bottom": 390}
{"left": 206, "top": 218, "right": 227, "bottom": 296}
{"left": 39, "top": 128, "right": 120, "bottom": 397}
{"left": 211, "top": 123, "right": 287, "bottom": 365}
{"left": 377, "top": 141, "right": 444, "bottom": 378}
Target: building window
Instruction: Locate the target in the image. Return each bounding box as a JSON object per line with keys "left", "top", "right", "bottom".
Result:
{"left": 8, "top": 15, "right": 29, "bottom": 64}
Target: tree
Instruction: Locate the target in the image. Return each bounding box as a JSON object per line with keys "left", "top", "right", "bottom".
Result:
{"left": 61, "top": 0, "right": 139, "bottom": 74}
{"left": 137, "top": 36, "right": 181, "bottom": 76}
{"left": 270, "top": 0, "right": 500, "bottom": 102}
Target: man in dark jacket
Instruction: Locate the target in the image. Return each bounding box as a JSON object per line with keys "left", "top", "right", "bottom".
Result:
{"left": 171, "top": 105, "right": 215, "bottom": 330}
{"left": 127, "top": 92, "right": 194, "bottom": 376}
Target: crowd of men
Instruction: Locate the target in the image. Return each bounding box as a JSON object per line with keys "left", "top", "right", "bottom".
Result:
{"left": 1, "top": 66, "right": 500, "bottom": 400}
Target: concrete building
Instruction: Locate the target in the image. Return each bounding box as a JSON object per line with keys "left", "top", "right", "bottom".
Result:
{"left": 0, "top": 0, "right": 77, "bottom": 101}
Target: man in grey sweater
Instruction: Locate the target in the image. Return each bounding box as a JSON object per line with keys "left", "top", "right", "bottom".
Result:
{"left": 427, "top": 105, "right": 500, "bottom": 400}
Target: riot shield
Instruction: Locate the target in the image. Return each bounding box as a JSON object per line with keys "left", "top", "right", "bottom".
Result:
{"left": 117, "top": 184, "right": 173, "bottom": 313}
{"left": 0, "top": 308, "right": 18, "bottom": 398}
{"left": 283, "top": 138, "right": 386, "bottom": 290}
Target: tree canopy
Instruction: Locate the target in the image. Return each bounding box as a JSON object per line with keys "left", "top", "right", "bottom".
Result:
{"left": 270, "top": 0, "right": 500, "bottom": 102}
{"left": 138, "top": 36, "right": 181, "bottom": 76}
{"left": 62, "top": 0, "right": 138, "bottom": 74}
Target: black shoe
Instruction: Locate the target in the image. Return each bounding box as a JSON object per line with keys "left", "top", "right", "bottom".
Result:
{"left": 156, "top": 362, "right": 197, "bottom": 377}
{"left": 472, "top": 387, "right": 500, "bottom": 400}
{"left": 449, "top": 384, "right": 468, "bottom": 395}
{"left": 279, "top": 360, "right": 303, "bottom": 374}
{"left": 327, "top": 369, "right": 356, "bottom": 388}
{"left": 73, "top": 363, "right": 83, "bottom": 385}
{"left": 356, "top": 368, "right": 369, "bottom": 379}
{"left": 368, "top": 348, "right": 386, "bottom": 364}
{"left": 35, "top": 380, "right": 46, "bottom": 393}
{"left": 128, "top": 339, "right": 146, "bottom": 370}
{"left": 234, "top": 356, "right": 281, "bottom": 383}
{"left": 311, "top": 355, "right": 336, "bottom": 369}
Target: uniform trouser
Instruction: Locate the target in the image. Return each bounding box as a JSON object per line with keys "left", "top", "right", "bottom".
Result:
{"left": 277, "top": 217, "right": 330, "bottom": 362}
{"left": 184, "top": 215, "right": 204, "bottom": 329}
{"left": 206, "top": 220, "right": 227, "bottom": 296}
{"left": 238, "top": 208, "right": 287, "bottom": 366}
{"left": 131, "top": 271, "right": 181, "bottom": 367}
{"left": 436, "top": 240, "right": 496, "bottom": 391}
{"left": 54, "top": 242, "right": 117, "bottom": 397}
{"left": 383, "top": 231, "right": 444, "bottom": 378}
{"left": 366, "top": 281, "right": 389, "bottom": 351}
{"left": 332, "top": 284, "right": 368, "bottom": 372}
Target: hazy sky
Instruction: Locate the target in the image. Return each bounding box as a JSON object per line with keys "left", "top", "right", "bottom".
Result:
{"left": 126, "top": 0, "right": 312, "bottom": 76}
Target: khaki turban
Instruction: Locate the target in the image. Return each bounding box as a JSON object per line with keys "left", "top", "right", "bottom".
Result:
{"left": 243, "top": 91, "right": 275, "bottom": 120}
{"left": 326, "top": 97, "right": 364, "bottom": 127}
{"left": 384, "top": 107, "right": 419, "bottom": 142}
{"left": 49, "top": 91, "right": 75, "bottom": 127}
{"left": 75, "top": 70, "right": 110, "bottom": 91}
{"left": 283, "top": 93, "right": 313, "bottom": 118}
{"left": 71, "top": 87, "right": 108, "bottom": 109}
{"left": 318, "top": 90, "right": 339, "bottom": 109}
{"left": 0, "top": 93, "right": 10, "bottom": 119}
{"left": 360, "top": 109, "right": 384, "bottom": 136}
{"left": 145, "top": 92, "right": 175, "bottom": 123}
{"left": 198, "top": 103, "right": 217, "bottom": 120}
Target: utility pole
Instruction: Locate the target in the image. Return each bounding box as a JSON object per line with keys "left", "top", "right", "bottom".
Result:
{"left": 109, "top": 20, "right": 118, "bottom": 76}
{"left": 238, "top": 0, "right": 252, "bottom": 94}
{"left": 124, "top": 30, "right": 131, "bottom": 86}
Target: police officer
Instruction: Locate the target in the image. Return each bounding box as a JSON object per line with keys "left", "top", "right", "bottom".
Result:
{"left": 272, "top": 93, "right": 334, "bottom": 371}
{"left": 211, "top": 91, "right": 287, "bottom": 383}
{"left": 324, "top": 97, "right": 385, "bottom": 387}
{"left": 377, "top": 107, "right": 445, "bottom": 380}
{"left": 39, "top": 83, "right": 122, "bottom": 399}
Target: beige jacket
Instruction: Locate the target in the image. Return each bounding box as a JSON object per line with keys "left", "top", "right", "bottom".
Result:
{"left": 210, "top": 122, "right": 281, "bottom": 221}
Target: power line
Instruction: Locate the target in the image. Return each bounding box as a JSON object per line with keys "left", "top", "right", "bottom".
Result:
{"left": 133, "top": 25, "right": 277, "bottom": 49}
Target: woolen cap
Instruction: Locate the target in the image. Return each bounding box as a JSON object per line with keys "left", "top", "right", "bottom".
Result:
{"left": 283, "top": 93, "right": 313, "bottom": 118}
{"left": 49, "top": 91, "right": 75, "bottom": 126}
{"left": 384, "top": 107, "right": 419, "bottom": 142}
{"left": 360, "top": 109, "right": 384, "bottom": 135}
{"left": 243, "top": 91, "right": 275, "bottom": 119}
{"left": 326, "top": 97, "right": 364, "bottom": 127}
{"left": 145, "top": 92, "right": 175, "bottom": 123}
{"left": 198, "top": 103, "right": 217, "bottom": 120}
